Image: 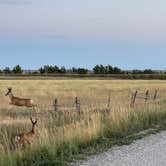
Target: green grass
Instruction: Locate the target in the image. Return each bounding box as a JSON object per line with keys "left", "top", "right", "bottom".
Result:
{"left": 1, "top": 105, "right": 166, "bottom": 166}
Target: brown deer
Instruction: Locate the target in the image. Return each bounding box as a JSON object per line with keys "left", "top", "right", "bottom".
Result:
{"left": 14, "top": 117, "right": 38, "bottom": 148}
{"left": 5, "top": 88, "right": 36, "bottom": 107}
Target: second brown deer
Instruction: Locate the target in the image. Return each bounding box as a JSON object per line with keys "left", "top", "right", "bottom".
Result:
{"left": 5, "top": 88, "right": 36, "bottom": 107}
{"left": 14, "top": 117, "right": 38, "bottom": 148}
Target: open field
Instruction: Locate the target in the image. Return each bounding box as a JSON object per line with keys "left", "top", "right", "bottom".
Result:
{"left": 1, "top": 74, "right": 166, "bottom": 80}
{"left": 1, "top": 80, "right": 166, "bottom": 165}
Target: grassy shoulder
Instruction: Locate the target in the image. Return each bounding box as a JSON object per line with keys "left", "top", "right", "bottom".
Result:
{"left": 1, "top": 105, "right": 166, "bottom": 166}
{"left": 68, "top": 122, "right": 166, "bottom": 166}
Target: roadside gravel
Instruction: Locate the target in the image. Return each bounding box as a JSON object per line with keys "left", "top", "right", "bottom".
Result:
{"left": 73, "top": 131, "right": 166, "bottom": 166}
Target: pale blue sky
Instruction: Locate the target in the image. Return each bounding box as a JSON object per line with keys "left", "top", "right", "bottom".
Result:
{"left": 0, "top": 0, "right": 166, "bottom": 69}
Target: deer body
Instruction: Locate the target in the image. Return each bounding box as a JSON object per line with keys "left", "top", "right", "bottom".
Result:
{"left": 14, "top": 118, "right": 38, "bottom": 147}
{"left": 6, "top": 88, "right": 36, "bottom": 107}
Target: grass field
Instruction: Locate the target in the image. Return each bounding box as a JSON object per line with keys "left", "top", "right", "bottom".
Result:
{"left": 0, "top": 80, "right": 166, "bottom": 166}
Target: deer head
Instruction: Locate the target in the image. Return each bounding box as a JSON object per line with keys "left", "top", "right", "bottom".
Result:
{"left": 5, "top": 88, "right": 12, "bottom": 96}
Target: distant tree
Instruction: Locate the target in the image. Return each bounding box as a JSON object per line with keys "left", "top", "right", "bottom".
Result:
{"left": 93, "top": 64, "right": 106, "bottom": 74}
{"left": 132, "top": 70, "right": 143, "bottom": 74}
{"left": 39, "top": 65, "right": 61, "bottom": 74}
{"left": 143, "top": 69, "right": 153, "bottom": 74}
{"left": 45, "top": 65, "right": 54, "bottom": 73}
{"left": 99, "top": 65, "right": 106, "bottom": 74}
{"left": 66, "top": 68, "right": 73, "bottom": 73}
{"left": 93, "top": 65, "right": 123, "bottom": 74}
{"left": 39, "top": 67, "right": 45, "bottom": 74}
{"left": 3, "top": 67, "right": 11, "bottom": 74}
{"left": 77, "top": 68, "right": 88, "bottom": 74}
{"left": 53, "top": 65, "right": 60, "bottom": 73}
{"left": 59, "top": 66, "right": 66, "bottom": 73}
{"left": 71, "top": 67, "right": 78, "bottom": 73}
{"left": 93, "top": 65, "right": 101, "bottom": 74}
{"left": 106, "top": 65, "right": 113, "bottom": 74}
{"left": 12, "top": 65, "right": 23, "bottom": 74}
{"left": 113, "top": 67, "right": 122, "bottom": 74}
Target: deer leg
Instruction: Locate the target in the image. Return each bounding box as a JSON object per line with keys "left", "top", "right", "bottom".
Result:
{"left": 8, "top": 104, "right": 14, "bottom": 118}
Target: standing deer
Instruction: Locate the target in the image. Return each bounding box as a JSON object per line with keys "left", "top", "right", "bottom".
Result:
{"left": 14, "top": 117, "right": 38, "bottom": 148}
{"left": 5, "top": 88, "right": 36, "bottom": 107}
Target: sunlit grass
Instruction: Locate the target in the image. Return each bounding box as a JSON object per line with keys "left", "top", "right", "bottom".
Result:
{"left": 0, "top": 80, "right": 166, "bottom": 165}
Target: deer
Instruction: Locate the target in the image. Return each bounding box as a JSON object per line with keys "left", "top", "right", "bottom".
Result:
{"left": 5, "top": 88, "right": 37, "bottom": 107}
{"left": 14, "top": 117, "right": 38, "bottom": 148}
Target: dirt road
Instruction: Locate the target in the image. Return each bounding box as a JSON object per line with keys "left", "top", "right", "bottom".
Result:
{"left": 73, "top": 131, "right": 166, "bottom": 166}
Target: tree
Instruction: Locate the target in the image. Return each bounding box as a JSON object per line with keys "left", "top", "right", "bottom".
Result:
{"left": 99, "top": 65, "right": 106, "bottom": 74}
{"left": 113, "top": 67, "right": 122, "bottom": 74}
{"left": 132, "top": 70, "right": 143, "bottom": 74}
{"left": 93, "top": 65, "right": 106, "bottom": 74}
{"left": 93, "top": 65, "right": 101, "bottom": 74}
{"left": 3, "top": 67, "right": 11, "bottom": 74}
{"left": 39, "top": 67, "right": 45, "bottom": 74}
{"left": 12, "top": 65, "right": 23, "bottom": 74}
{"left": 39, "top": 65, "right": 61, "bottom": 74}
{"left": 71, "top": 67, "right": 78, "bottom": 73}
{"left": 53, "top": 65, "right": 60, "bottom": 73}
{"left": 77, "top": 68, "right": 88, "bottom": 74}
{"left": 106, "top": 65, "right": 113, "bottom": 74}
{"left": 59, "top": 66, "right": 66, "bottom": 73}
{"left": 143, "top": 69, "right": 153, "bottom": 74}
{"left": 93, "top": 65, "right": 123, "bottom": 74}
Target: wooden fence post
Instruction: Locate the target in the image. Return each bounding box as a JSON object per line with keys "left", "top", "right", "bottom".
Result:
{"left": 145, "top": 90, "right": 149, "bottom": 102}
{"left": 54, "top": 98, "right": 58, "bottom": 112}
{"left": 154, "top": 90, "right": 158, "bottom": 101}
{"left": 131, "top": 90, "right": 138, "bottom": 107}
{"left": 75, "top": 97, "right": 81, "bottom": 114}
{"left": 107, "top": 95, "right": 111, "bottom": 108}
{"left": 131, "top": 92, "right": 134, "bottom": 106}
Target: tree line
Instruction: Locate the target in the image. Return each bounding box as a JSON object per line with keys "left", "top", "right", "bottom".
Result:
{"left": 0, "top": 64, "right": 164, "bottom": 75}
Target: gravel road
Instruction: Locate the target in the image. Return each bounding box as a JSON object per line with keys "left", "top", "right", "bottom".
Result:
{"left": 73, "top": 131, "right": 166, "bottom": 166}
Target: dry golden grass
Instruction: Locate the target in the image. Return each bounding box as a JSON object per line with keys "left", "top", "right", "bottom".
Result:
{"left": 0, "top": 80, "right": 166, "bottom": 166}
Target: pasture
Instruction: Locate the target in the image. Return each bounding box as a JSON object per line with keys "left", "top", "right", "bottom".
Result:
{"left": 0, "top": 80, "right": 166, "bottom": 166}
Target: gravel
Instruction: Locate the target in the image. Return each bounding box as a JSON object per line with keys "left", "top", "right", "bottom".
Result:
{"left": 73, "top": 131, "right": 166, "bottom": 166}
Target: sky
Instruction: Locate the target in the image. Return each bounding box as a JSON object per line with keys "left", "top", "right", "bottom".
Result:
{"left": 0, "top": 0, "right": 166, "bottom": 70}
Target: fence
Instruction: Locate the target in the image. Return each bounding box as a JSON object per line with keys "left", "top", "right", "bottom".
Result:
{"left": 130, "top": 90, "right": 158, "bottom": 107}
{"left": 28, "top": 90, "right": 160, "bottom": 115}
{"left": 53, "top": 95, "right": 111, "bottom": 114}
{"left": 6, "top": 90, "right": 160, "bottom": 119}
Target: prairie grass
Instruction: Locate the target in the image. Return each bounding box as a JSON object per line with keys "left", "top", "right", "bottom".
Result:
{"left": 0, "top": 80, "right": 166, "bottom": 165}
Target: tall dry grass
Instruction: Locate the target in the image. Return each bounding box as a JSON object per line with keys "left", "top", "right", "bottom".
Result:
{"left": 0, "top": 80, "right": 166, "bottom": 165}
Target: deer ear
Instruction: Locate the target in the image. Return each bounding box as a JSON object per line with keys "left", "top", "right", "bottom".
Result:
{"left": 34, "top": 119, "right": 38, "bottom": 124}
{"left": 30, "top": 117, "right": 38, "bottom": 124}
{"left": 30, "top": 117, "right": 33, "bottom": 121}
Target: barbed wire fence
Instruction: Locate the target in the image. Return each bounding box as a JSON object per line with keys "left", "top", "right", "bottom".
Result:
{"left": 130, "top": 89, "right": 158, "bottom": 107}
{"left": 6, "top": 89, "right": 163, "bottom": 119}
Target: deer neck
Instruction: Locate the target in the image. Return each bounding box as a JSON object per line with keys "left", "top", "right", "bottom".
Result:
{"left": 31, "top": 126, "right": 35, "bottom": 134}
{"left": 9, "top": 93, "right": 14, "bottom": 101}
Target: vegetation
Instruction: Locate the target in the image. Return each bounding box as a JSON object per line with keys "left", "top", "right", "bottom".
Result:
{"left": 0, "top": 64, "right": 164, "bottom": 76}
{"left": 12, "top": 65, "right": 23, "bottom": 74}
{"left": 0, "top": 80, "right": 166, "bottom": 165}
{"left": 93, "top": 65, "right": 123, "bottom": 74}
